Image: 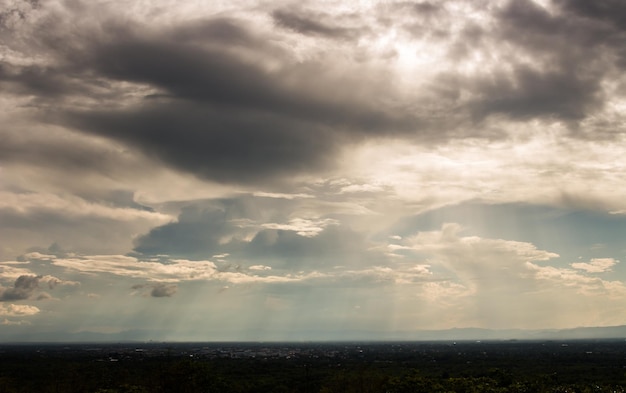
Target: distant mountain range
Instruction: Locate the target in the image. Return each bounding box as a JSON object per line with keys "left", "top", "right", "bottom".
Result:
{"left": 2, "top": 325, "right": 626, "bottom": 343}
{"left": 401, "top": 325, "right": 626, "bottom": 341}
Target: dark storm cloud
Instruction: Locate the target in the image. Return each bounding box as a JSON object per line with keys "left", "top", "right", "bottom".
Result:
{"left": 3, "top": 0, "right": 625, "bottom": 187}
{"left": 460, "top": 0, "right": 623, "bottom": 123}
{"left": 65, "top": 102, "right": 335, "bottom": 184}
{"left": 272, "top": 9, "right": 363, "bottom": 39}
{"left": 90, "top": 40, "right": 281, "bottom": 108}
{"left": 557, "top": 0, "right": 626, "bottom": 30}
{"left": 79, "top": 35, "right": 405, "bottom": 130}
{"left": 555, "top": 0, "right": 626, "bottom": 68}
{"left": 469, "top": 66, "right": 603, "bottom": 121}
{"left": 0, "top": 275, "right": 39, "bottom": 301}
{"left": 41, "top": 20, "right": 414, "bottom": 184}
{"left": 370, "top": 0, "right": 623, "bottom": 126}
{"left": 0, "top": 64, "right": 74, "bottom": 97}
{"left": 497, "top": 0, "right": 623, "bottom": 57}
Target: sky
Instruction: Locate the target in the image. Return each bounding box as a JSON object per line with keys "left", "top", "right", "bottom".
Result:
{"left": 0, "top": 0, "right": 625, "bottom": 341}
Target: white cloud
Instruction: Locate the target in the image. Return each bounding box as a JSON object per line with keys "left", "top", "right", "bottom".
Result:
{"left": 40, "top": 275, "right": 80, "bottom": 289}
{"left": 5, "top": 222, "right": 626, "bottom": 332}
{"left": 0, "top": 191, "right": 172, "bottom": 222}
{"left": 52, "top": 256, "right": 219, "bottom": 283}
{"left": 249, "top": 265, "right": 272, "bottom": 271}
{"left": 572, "top": 258, "right": 618, "bottom": 273}
{"left": 252, "top": 192, "right": 314, "bottom": 199}
{"left": 0, "top": 303, "right": 40, "bottom": 317}
{"left": 44, "top": 254, "right": 319, "bottom": 285}
{"left": 0, "top": 263, "right": 36, "bottom": 280}
{"left": 215, "top": 271, "right": 323, "bottom": 285}
{"left": 340, "top": 222, "right": 626, "bottom": 329}
{"left": 21, "top": 252, "right": 56, "bottom": 260}
{"left": 528, "top": 262, "right": 626, "bottom": 299}
{"left": 261, "top": 218, "right": 339, "bottom": 237}
{"left": 339, "top": 183, "right": 387, "bottom": 194}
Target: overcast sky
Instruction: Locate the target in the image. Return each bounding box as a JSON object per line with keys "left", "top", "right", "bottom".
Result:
{"left": 1, "top": 0, "right": 625, "bottom": 341}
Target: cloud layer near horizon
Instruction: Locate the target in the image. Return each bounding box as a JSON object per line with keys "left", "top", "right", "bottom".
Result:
{"left": 1, "top": 0, "right": 625, "bottom": 340}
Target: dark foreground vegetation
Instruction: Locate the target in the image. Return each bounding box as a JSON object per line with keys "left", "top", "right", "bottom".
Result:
{"left": 1, "top": 340, "right": 626, "bottom": 392}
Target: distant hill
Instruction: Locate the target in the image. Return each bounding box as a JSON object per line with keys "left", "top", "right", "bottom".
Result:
{"left": 407, "top": 325, "right": 626, "bottom": 341}
{"left": 1, "top": 325, "right": 626, "bottom": 343}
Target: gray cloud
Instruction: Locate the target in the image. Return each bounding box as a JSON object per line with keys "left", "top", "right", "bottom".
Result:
{"left": 393, "top": 1, "right": 449, "bottom": 39}
{"left": 0, "top": 0, "right": 39, "bottom": 30}
{"left": 272, "top": 9, "right": 363, "bottom": 40}
{"left": 410, "top": 2, "right": 441, "bottom": 15}
{"left": 388, "top": 0, "right": 624, "bottom": 129}
{"left": 469, "top": 0, "right": 621, "bottom": 122}
{"left": 557, "top": 0, "right": 626, "bottom": 31}
{"left": 133, "top": 195, "right": 310, "bottom": 257}
{"left": 0, "top": 64, "right": 75, "bottom": 97}
{"left": 151, "top": 283, "right": 177, "bottom": 298}
{"left": 0, "top": 199, "right": 167, "bottom": 260}
{"left": 169, "top": 17, "right": 264, "bottom": 46}
{"left": 63, "top": 102, "right": 337, "bottom": 184}
{"left": 132, "top": 196, "right": 388, "bottom": 269}
{"left": 1, "top": 0, "right": 625, "bottom": 187}
{"left": 132, "top": 283, "right": 178, "bottom": 297}
{"left": 132, "top": 195, "right": 289, "bottom": 256}
{"left": 1, "top": 4, "right": 419, "bottom": 185}
{"left": 36, "top": 292, "right": 52, "bottom": 300}
{"left": 468, "top": 66, "right": 603, "bottom": 121}
{"left": 0, "top": 275, "right": 39, "bottom": 301}
{"left": 133, "top": 204, "right": 233, "bottom": 257}
{"left": 0, "top": 1, "right": 624, "bottom": 190}
{"left": 39, "top": 22, "right": 414, "bottom": 184}
{"left": 242, "top": 225, "right": 383, "bottom": 269}
{"left": 0, "top": 125, "right": 146, "bottom": 179}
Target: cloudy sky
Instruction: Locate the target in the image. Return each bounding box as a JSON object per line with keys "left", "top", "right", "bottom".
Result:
{"left": 1, "top": 0, "right": 625, "bottom": 341}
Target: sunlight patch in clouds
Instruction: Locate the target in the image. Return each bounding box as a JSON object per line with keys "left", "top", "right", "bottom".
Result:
{"left": 345, "top": 130, "right": 626, "bottom": 213}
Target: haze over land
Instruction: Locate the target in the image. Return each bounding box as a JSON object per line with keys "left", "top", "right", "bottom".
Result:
{"left": 1, "top": 0, "right": 625, "bottom": 341}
